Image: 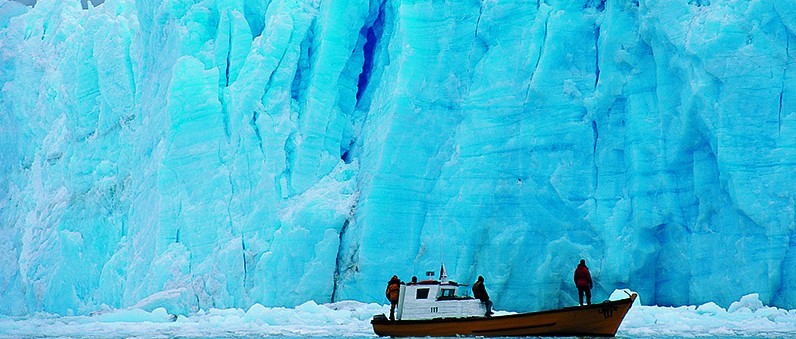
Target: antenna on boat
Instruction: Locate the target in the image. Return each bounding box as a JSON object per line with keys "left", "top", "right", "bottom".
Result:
{"left": 426, "top": 271, "right": 435, "bottom": 281}
{"left": 439, "top": 263, "right": 448, "bottom": 283}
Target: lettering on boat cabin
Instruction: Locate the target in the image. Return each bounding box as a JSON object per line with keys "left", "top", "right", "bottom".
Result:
{"left": 598, "top": 304, "right": 618, "bottom": 319}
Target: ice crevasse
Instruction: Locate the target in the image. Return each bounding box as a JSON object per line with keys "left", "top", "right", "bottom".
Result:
{"left": 1, "top": 0, "right": 795, "bottom": 316}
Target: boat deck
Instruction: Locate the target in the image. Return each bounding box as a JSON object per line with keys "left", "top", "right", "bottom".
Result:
{"left": 372, "top": 293, "right": 637, "bottom": 337}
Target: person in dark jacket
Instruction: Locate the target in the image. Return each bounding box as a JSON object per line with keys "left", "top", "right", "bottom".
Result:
{"left": 385, "top": 275, "right": 401, "bottom": 321}
{"left": 472, "top": 275, "right": 493, "bottom": 316}
{"left": 573, "top": 259, "right": 593, "bottom": 305}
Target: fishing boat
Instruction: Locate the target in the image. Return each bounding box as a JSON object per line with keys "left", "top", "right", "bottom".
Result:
{"left": 371, "top": 267, "right": 637, "bottom": 337}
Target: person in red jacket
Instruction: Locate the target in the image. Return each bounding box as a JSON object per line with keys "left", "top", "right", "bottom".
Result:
{"left": 573, "top": 259, "right": 593, "bottom": 305}
{"left": 385, "top": 275, "right": 401, "bottom": 320}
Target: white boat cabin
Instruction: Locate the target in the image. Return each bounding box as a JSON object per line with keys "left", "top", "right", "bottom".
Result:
{"left": 395, "top": 268, "right": 486, "bottom": 321}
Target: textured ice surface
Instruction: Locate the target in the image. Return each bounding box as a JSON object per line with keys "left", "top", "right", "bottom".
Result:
{"left": 0, "top": 294, "right": 795, "bottom": 338}
{"left": 1, "top": 0, "right": 796, "bottom": 316}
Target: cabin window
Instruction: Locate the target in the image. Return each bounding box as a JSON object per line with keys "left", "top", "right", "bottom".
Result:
{"left": 440, "top": 289, "right": 455, "bottom": 298}
{"left": 416, "top": 288, "right": 430, "bottom": 299}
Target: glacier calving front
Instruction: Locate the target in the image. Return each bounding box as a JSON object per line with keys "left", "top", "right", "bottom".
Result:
{"left": 1, "top": 0, "right": 795, "bottom": 315}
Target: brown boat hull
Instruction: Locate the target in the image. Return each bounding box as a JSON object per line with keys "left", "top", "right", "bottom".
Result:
{"left": 372, "top": 293, "right": 636, "bottom": 337}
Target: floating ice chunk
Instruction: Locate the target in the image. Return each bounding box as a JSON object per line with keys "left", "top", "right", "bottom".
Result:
{"left": 696, "top": 301, "right": 724, "bottom": 315}
{"left": 728, "top": 293, "right": 764, "bottom": 313}
{"left": 243, "top": 303, "right": 269, "bottom": 323}
{"left": 609, "top": 288, "right": 641, "bottom": 307}
{"left": 95, "top": 307, "right": 175, "bottom": 323}
{"left": 130, "top": 288, "right": 193, "bottom": 316}
{"left": 0, "top": 300, "right": 794, "bottom": 338}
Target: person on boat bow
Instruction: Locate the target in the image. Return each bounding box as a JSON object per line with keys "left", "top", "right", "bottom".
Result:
{"left": 385, "top": 275, "right": 402, "bottom": 321}
{"left": 472, "top": 275, "right": 494, "bottom": 317}
{"left": 574, "top": 259, "right": 593, "bottom": 305}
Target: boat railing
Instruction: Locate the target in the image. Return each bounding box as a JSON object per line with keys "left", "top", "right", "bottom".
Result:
{"left": 436, "top": 295, "right": 475, "bottom": 301}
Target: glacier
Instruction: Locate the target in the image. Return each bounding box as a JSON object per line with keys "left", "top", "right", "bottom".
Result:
{"left": 1, "top": 0, "right": 795, "bottom": 316}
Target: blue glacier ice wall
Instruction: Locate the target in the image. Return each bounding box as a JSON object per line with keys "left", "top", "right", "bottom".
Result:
{"left": 1, "top": 0, "right": 795, "bottom": 316}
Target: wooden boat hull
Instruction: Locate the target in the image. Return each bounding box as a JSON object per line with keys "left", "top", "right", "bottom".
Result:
{"left": 372, "top": 293, "right": 636, "bottom": 337}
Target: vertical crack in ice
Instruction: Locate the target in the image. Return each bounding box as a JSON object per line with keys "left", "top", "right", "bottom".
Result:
{"left": 594, "top": 25, "right": 601, "bottom": 88}
{"left": 355, "top": 9, "right": 382, "bottom": 103}
{"left": 780, "top": 33, "right": 789, "bottom": 136}
{"left": 226, "top": 160, "right": 235, "bottom": 231}
{"left": 254, "top": 38, "right": 292, "bottom": 160}
{"left": 531, "top": 11, "right": 550, "bottom": 83}
{"left": 776, "top": 203, "right": 796, "bottom": 303}
{"left": 224, "top": 13, "right": 233, "bottom": 88}
{"left": 241, "top": 237, "right": 248, "bottom": 287}
{"left": 467, "top": 3, "right": 488, "bottom": 76}
{"left": 283, "top": 20, "right": 307, "bottom": 193}
{"left": 291, "top": 25, "right": 315, "bottom": 105}
{"left": 262, "top": 37, "right": 292, "bottom": 97}
{"left": 346, "top": 0, "right": 387, "bottom": 164}
{"left": 592, "top": 120, "right": 599, "bottom": 189}
{"left": 216, "top": 12, "right": 235, "bottom": 139}
{"left": 474, "top": 0, "right": 484, "bottom": 37}
{"left": 773, "top": 239, "right": 790, "bottom": 303}
{"left": 779, "top": 90, "right": 784, "bottom": 136}
{"left": 220, "top": 100, "right": 231, "bottom": 138}
{"left": 331, "top": 218, "right": 350, "bottom": 302}
{"left": 525, "top": 9, "right": 551, "bottom": 103}
{"left": 250, "top": 110, "right": 265, "bottom": 156}
{"left": 282, "top": 133, "right": 296, "bottom": 196}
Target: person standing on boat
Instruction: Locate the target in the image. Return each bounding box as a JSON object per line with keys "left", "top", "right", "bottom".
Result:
{"left": 385, "top": 275, "right": 401, "bottom": 321}
{"left": 574, "top": 259, "right": 593, "bottom": 306}
{"left": 472, "top": 276, "right": 494, "bottom": 317}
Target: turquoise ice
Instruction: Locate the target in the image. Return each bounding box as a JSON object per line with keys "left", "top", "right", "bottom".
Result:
{"left": 1, "top": 0, "right": 795, "bottom": 316}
